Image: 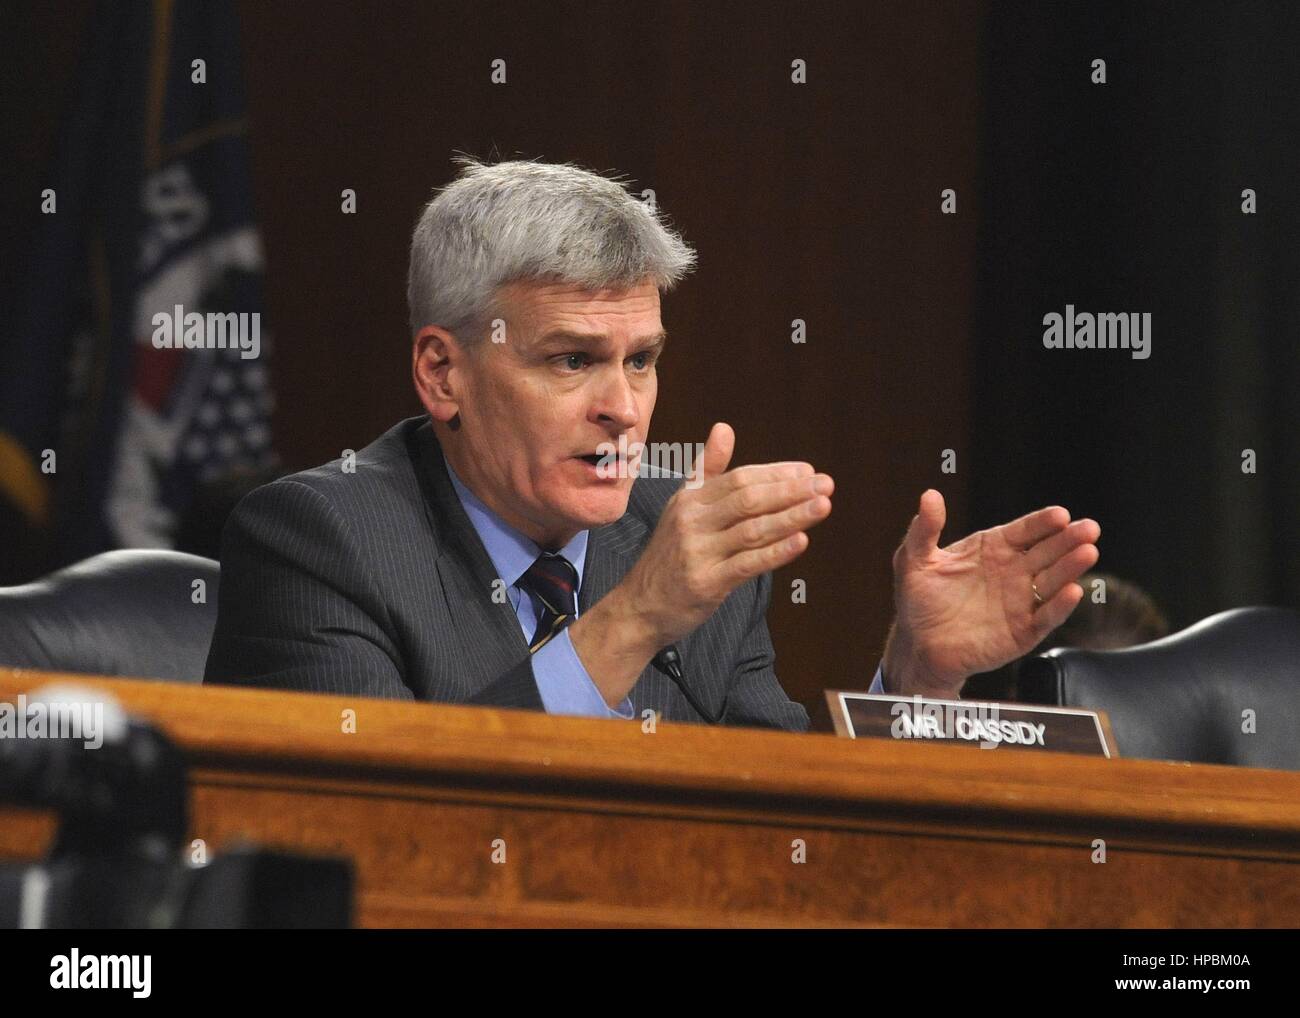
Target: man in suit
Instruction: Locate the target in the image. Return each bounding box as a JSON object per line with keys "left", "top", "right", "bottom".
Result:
{"left": 204, "top": 158, "right": 1100, "bottom": 730}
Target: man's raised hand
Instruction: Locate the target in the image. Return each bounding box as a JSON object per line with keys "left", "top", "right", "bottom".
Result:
{"left": 882, "top": 490, "right": 1101, "bottom": 697}
{"left": 623, "top": 422, "right": 835, "bottom": 648}
{"left": 570, "top": 423, "right": 834, "bottom": 707}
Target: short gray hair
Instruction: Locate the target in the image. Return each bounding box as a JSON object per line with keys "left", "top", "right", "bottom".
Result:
{"left": 407, "top": 157, "right": 697, "bottom": 338}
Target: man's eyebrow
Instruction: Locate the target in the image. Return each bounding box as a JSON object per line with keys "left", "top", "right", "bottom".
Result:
{"left": 640, "top": 330, "right": 668, "bottom": 351}
{"left": 536, "top": 329, "right": 668, "bottom": 350}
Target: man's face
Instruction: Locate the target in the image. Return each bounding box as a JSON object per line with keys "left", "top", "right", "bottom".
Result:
{"left": 443, "top": 279, "right": 664, "bottom": 548}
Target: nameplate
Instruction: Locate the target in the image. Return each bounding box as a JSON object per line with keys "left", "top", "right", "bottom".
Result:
{"left": 825, "top": 691, "right": 1117, "bottom": 758}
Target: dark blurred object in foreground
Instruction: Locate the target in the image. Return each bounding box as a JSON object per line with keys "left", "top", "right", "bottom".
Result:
{"left": 0, "top": 685, "right": 351, "bottom": 928}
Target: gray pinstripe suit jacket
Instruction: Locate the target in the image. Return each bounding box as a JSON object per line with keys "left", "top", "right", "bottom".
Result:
{"left": 202, "top": 415, "right": 810, "bottom": 731}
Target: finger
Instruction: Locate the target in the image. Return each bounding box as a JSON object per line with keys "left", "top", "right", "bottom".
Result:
{"left": 719, "top": 494, "right": 832, "bottom": 556}
{"left": 1029, "top": 582, "right": 1085, "bottom": 643}
{"left": 718, "top": 531, "right": 810, "bottom": 587}
{"left": 1000, "top": 505, "right": 1071, "bottom": 550}
{"left": 902, "top": 489, "right": 946, "bottom": 558}
{"left": 1022, "top": 518, "right": 1101, "bottom": 574}
{"left": 707, "top": 473, "right": 834, "bottom": 529}
{"left": 1033, "top": 542, "right": 1100, "bottom": 602}
{"left": 699, "top": 461, "right": 815, "bottom": 503}
{"left": 700, "top": 422, "right": 736, "bottom": 481}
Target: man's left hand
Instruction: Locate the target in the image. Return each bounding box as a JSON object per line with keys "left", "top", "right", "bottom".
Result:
{"left": 881, "top": 490, "right": 1100, "bottom": 698}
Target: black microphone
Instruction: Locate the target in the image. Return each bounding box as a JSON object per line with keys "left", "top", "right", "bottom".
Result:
{"left": 652, "top": 645, "right": 722, "bottom": 724}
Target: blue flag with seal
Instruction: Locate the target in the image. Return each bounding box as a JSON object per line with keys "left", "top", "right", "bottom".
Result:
{"left": 0, "top": 0, "right": 277, "bottom": 579}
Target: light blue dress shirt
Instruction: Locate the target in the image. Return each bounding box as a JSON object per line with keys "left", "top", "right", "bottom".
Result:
{"left": 445, "top": 461, "right": 883, "bottom": 719}
{"left": 444, "top": 461, "right": 636, "bottom": 719}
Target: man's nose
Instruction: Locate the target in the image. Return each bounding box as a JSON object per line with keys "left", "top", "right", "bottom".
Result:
{"left": 591, "top": 368, "right": 641, "bottom": 430}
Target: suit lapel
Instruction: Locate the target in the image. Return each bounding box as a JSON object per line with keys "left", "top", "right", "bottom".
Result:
{"left": 583, "top": 508, "right": 677, "bottom": 717}
{"left": 579, "top": 512, "right": 645, "bottom": 613}
{"left": 409, "top": 423, "right": 531, "bottom": 690}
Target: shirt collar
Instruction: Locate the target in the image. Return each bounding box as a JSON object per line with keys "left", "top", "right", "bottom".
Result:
{"left": 443, "top": 457, "right": 588, "bottom": 590}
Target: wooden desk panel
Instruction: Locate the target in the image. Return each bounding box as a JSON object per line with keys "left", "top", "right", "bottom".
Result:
{"left": 1, "top": 670, "right": 1297, "bottom": 927}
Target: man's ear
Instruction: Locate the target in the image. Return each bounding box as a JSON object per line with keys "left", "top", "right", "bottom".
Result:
{"left": 412, "top": 326, "right": 462, "bottom": 424}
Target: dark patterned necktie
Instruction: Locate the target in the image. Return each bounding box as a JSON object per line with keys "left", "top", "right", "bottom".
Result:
{"left": 518, "top": 552, "right": 579, "bottom": 652}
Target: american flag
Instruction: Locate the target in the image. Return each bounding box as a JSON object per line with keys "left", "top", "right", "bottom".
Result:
{"left": 0, "top": 0, "right": 277, "bottom": 566}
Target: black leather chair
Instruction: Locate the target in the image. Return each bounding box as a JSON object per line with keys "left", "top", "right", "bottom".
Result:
{"left": 1019, "top": 606, "right": 1300, "bottom": 770}
{"left": 0, "top": 550, "right": 220, "bottom": 683}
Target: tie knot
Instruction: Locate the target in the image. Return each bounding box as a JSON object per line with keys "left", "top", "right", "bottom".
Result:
{"left": 520, "top": 552, "right": 578, "bottom": 617}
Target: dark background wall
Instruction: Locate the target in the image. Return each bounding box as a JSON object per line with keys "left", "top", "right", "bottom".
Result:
{"left": 5, "top": 2, "right": 1296, "bottom": 719}
{"left": 973, "top": 2, "right": 1300, "bottom": 633}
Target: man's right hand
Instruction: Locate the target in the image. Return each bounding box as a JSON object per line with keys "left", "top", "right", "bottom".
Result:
{"left": 569, "top": 422, "right": 834, "bottom": 707}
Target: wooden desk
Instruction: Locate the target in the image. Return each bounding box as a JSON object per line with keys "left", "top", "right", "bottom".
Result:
{"left": 1, "top": 669, "right": 1297, "bottom": 927}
